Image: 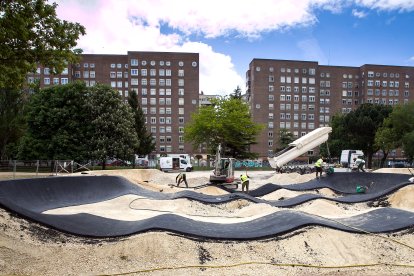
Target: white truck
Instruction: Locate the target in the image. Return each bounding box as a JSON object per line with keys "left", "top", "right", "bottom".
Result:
{"left": 340, "top": 150, "right": 364, "bottom": 168}
{"left": 159, "top": 156, "right": 193, "bottom": 172}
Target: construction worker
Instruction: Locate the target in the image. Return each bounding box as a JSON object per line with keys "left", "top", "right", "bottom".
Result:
{"left": 240, "top": 173, "right": 250, "bottom": 193}
{"left": 354, "top": 156, "right": 366, "bottom": 172}
{"left": 315, "top": 156, "right": 324, "bottom": 179}
{"left": 176, "top": 172, "right": 188, "bottom": 188}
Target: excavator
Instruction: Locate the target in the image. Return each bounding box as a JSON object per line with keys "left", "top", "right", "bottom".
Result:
{"left": 202, "top": 127, "right": 332, "bottom": 189}
{"left": 209, "top": 144, "right": 236, "bottom": 183}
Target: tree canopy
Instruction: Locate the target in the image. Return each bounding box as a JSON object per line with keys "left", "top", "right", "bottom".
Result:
{"left": 184, "top": 97, "right": 263, "bottom": 158}
{"left": 0, "top": 0, "right": 85, "bottom": 89}
{"left": 18, "top": 82, "right": 139, "bottom": 168}
{"left": 128, "top": 90, "right": 156, "bottom": 158}
{"left": 325, "top": 104, "right": 392, "bottom": 168}
{"left": 382, "top": 102, "right": 414, "bottom": 160}
{"left": 276, "top": 128, "right": 294, "bottom": 152}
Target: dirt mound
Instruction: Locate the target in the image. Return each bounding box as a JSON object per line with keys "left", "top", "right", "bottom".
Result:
{"left": 388, "top": 185, "right": 414, "bottom": 211}
{"left": 261, "top": 172, "right": 316, "bottom": 185}
{"left": 374, "top": 168, "right": 413, "bottom": 174}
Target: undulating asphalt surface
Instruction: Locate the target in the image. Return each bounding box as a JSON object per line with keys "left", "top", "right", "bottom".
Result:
{"left": 0, "top": 173, "right": 413, "bottom": 239}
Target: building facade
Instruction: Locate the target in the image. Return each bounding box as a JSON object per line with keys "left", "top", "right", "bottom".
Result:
{"left": 246, "top": 59, "right": 414, "bottom": 157}
{"left": 27, "top": 51, "right": 200, "bottom": 155}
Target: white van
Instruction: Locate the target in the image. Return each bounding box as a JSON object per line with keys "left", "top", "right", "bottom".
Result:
{"left": 159, "top": 157, "right": 193, "bottom": 172}
{"left": 340, "top": 150, "right": 364, "bottom": 168}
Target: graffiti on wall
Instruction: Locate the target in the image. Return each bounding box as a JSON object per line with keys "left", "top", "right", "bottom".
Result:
{"left": 234, "top": 160, "right": 271, "bottom": 168}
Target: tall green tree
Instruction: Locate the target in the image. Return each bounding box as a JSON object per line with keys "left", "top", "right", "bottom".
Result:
{"left": 1, "top": 0, "right": 85, "bottom": 160}
{"left": 185, "top": 97, "right": 263, "bottom": 158}
{"left": 384, "top": 102, "right": 414, "bottom": 161}
{"left": 0, "top": 0, "right": 85, "bottom": 89}
{"left": 230, "top": 86, "right": 243, "bottom": 99}
{"left": 0, "top": 90, "right": 26, "bottom": 159}
{"left": 18, "top": 82, "right": 138, "bottom": 169}
{"left": 128, "top": 90, "right": 155, "bottom": 164}
{"left": 343, "top": 103, "right": 392, "bottom": 168}
{"left": 322, "top": 114, "right": 350, "bottom": 159}
{"left": 18, "top": 82, "right": 89, "bottom": 160}
{"left": 374, "top": 118, "right": 400, "bottom": 167}
{"left": 86, "top": 84, "right": 139, "bottom": 169}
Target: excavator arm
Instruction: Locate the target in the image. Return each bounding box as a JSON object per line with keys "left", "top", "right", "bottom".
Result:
{"left": 269, "top": 127, "right": 332, "bottom": 169}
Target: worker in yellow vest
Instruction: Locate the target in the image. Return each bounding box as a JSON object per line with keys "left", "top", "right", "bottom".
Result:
{"left": 315, "top": 156, "right": 324, "bottom": 179}
{"left": 240, "top": 173, "right": 250, "bottom": 193}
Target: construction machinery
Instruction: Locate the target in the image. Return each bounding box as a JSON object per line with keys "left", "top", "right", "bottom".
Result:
{"left": 268, "top": 127, "right": 333, "bottom": 173}
{"left": 208, "top": 144, "right": 238, "bottom": 188}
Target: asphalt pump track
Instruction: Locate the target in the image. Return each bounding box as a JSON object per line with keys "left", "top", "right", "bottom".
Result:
{"left": 0, "top": 172, "right": 413, "bottom": 239}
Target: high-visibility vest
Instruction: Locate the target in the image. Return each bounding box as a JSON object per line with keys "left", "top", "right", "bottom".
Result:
{"left": 315, "top": 158, "right": 323, "bottom": 167}
{"left": 240, "top": 174, "right": 248, "bottom": 183}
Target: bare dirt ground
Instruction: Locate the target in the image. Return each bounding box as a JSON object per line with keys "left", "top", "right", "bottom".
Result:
{"left": 1, "top": 168, "right": 414, "bottom": 275}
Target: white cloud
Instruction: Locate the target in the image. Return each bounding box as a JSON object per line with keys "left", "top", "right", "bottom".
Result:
{"left": 355, "top": 0, "right": 414, "bottom": 11}
{"left": 352, "top": 8, "right": 368, "bottom": 17}
{"left": 52, "top": 0, "right": 414, "bottom": 95}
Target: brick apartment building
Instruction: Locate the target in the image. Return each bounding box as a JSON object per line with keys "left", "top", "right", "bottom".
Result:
{"left": 246, "top": 59, "right": 414, "bottom": 157}
{"left": 27, "top": 51, "right": 200, "bottom": 155}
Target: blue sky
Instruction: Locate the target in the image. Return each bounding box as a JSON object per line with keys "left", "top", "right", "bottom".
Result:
{"left": 55, "top": 0, "right": 414, "bottom": 95}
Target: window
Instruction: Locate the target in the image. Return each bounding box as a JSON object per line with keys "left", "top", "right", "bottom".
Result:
{"left": 90, "top": 71, "right": 95, "bottom": 78}
{"left": 141, "top": 79, "right": 147, "bottom": 85}
{"left": 131, "top": 59, "right": 138, "bottom": 66}
{"left": 178, "top": 69, "right": 184, "bottom": 77}
{"left": 178, "top": 88, "right": 184, "bottom": 96}
{"left": 178, "top": 79, "right": 184, "bottom": 86}
{"left": 44, "top": 78, "right": 50, "bottom": 85}
{"left": 179, "top": 98, "right": 184, "bottom": 105}
{"left": 141, "top": 69, "right": 147, "bottom": 76}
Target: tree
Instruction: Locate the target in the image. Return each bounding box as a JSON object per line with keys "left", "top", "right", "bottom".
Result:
{"left": 0, "top": 0, "right": 85, "bottom": 89}
{"left": 342, "top": 104, "right": 392, "bottom": 168}
{"left": 86, "top": 84, "right": 139, "bottom": 169}
{"left": 185, "top": 97, "right": 263, "bottom": 158}
{"left": 384, "top": 102, "right": 414, "bottom": 161}
{"left": 275, "top": 128, "right": 294, "bottom": 152}
{"left": 374, "top": 118, "right": 400, "bottom": 167}
{"left": 128, "top": 90, "right": 155, "bottom": 165}
{"left": 0, "top": 90, "right": 26, "bottom": 159}
{"left": 321, "top": 114, "right": 350, "bottom": 160}
{"left": 230, "top": 86, "right": 243, "bottom": 99}
{"left": 18, "top": 82, "right": 90, "bottom": 160}
{"left": 18, "top": 82, "right": 138, "bottom": 169}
